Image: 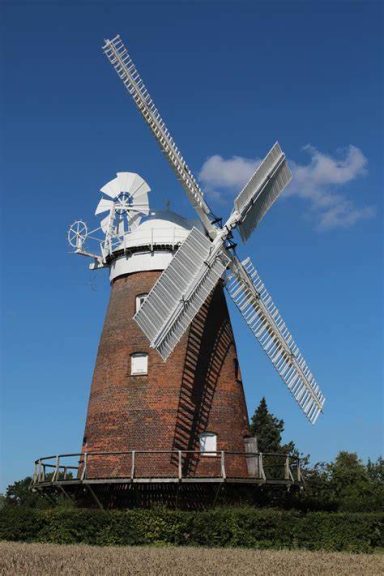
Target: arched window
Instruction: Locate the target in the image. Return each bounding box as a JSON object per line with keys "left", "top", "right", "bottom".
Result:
{"left": 199, "top": 432, "right": 217, "bottom": 456}
{"left": 135, "top": 293, "right": 148, "bottom": 313}
{"left": 131, "top": 352, "right": 148, "bottom": 375}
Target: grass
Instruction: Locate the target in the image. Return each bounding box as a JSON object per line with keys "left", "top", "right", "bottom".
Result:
{"left": 0, "top": 542, "right": 383, "bottom": 575}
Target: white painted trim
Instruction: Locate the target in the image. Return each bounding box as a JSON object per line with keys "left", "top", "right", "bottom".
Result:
{"left": 109, "top": 250, "right": 174, "bottom": 282}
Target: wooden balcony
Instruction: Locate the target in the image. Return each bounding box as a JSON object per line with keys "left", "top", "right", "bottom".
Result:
{"left": 31, "top": 449, "right": 302, "bottom": 508}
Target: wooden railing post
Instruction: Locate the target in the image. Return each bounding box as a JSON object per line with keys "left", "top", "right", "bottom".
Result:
{"left": 221, "top": 451, "right": 226, "bottom": 479}
{"left": 81, "top": 453, "right": 87, "bottom": 481}
{"left": 178, "top": 450, "right": 182, "bottom": 480}
{"left": 52, "top": 455, "right": 60, "bottom": 482}
{"left": 284, "top": 455, "right": 290, "bottom": 480}
{"left": 259, "top": 453, "right": 266, "bottom": 481}
{"left": 57, "top": 456, "right": 60, "bottom": 481}
{"left": 285, "top": 456, "right": 294, "bottom": 482}
{"left": 297, "top": 459, "right": 302, "bottom": 482}
{"left": 131, "top": 450, "right": 135, "bottom": 480}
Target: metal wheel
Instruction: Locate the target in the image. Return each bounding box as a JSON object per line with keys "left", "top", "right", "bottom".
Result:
{"left": 68, "top": 220, "right": 88, "bottom": 249}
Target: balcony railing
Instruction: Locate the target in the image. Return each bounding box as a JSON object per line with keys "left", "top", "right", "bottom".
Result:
{"left": 32, "top": 450, "right": 302, "bottom": 485}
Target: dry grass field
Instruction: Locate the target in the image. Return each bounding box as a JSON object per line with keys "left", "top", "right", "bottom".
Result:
{"left": 0, "top": 542, "right": 383, "bottom": 576}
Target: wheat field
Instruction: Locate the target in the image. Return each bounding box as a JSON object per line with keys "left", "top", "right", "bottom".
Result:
{"left": 0, "top": 542, "right": 383, "bottom": 576}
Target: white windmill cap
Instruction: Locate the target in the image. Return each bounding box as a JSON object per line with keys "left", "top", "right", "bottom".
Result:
{"left": 116, "top": 209, "right": 205, "bottom": 251}
{"left": 110, "top": 209, "right": 206, "bottom": 282}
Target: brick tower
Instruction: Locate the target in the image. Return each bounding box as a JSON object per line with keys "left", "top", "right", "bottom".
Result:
{"left": 82, "top": 211, "right": 251, "bottom": 481}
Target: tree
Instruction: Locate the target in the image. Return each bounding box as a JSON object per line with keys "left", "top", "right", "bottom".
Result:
{"left": 367, "top": 456, "right": 384, "bottom": 483}
{"left": 366, "top": 457, "right": 384, "bottom": 511}
{"left": 328, "top": 452, "right": 368, "bottom": 490}
{"left": 249, "top": 397, "right": 284, "bottom": 452}
{"left": 300, "top": 452, "right": 384, "bottom": 512}
{"left": 4, "top": 476, "right": 72, "bottom": 509}
{"left": 248, "top": 400, "right": 384, "bottom": 512}
{"left": 249, "top": 397, "right": 302, "bottom": 459}
{"left": 5, "top": 477, "right": 49, "bottom": 508}
{"left": 327, "top": 452, "right": 384, "bottom": 512}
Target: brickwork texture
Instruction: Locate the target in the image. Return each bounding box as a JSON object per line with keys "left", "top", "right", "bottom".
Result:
{"left": 82, "top": 269, "right": 251, "bottom": 479}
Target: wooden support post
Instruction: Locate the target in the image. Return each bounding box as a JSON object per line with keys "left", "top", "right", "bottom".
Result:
{"left": 57, "top": 483, "right": 73, "bottom": 503}
{"left": 85, "top": 484, "right": 104, "bottom": 510}
{"left": 40, "top": 489, "right": 57, "bottom": 506}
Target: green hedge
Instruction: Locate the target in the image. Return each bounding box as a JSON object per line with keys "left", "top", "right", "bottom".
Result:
{"left": 0, "top": 507, "right": 383, "bottom": 552}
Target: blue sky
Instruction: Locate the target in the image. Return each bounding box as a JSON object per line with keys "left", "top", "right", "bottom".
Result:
{"left": 1, "top": 0, "right": 383, "bottom": 491}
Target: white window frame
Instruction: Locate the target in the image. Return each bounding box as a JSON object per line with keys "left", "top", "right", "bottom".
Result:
{"left": 131, "top": 352, "right": 148, "bottom": 375}
{"left": 135, "top": 293, "right": 148, "bottom": 313}
{"left": 199, "top": 432, "right": 217, "bottom": 456}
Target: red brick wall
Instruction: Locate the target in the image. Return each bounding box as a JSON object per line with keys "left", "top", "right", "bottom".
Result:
{"left": 82, "top": 270, "right": 250, "bottom": 479}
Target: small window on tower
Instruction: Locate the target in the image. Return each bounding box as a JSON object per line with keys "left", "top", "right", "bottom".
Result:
{"left": 199, "top": 432, "right": 217, "bottom": 456}
{"left": 131, "top": 352, "right": 148, "bottom": 375}
{"left": 135, "top": 293, "right": 148, "bottom": 313}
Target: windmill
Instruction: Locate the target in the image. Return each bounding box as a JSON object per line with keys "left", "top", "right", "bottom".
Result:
{"left": 33, "top": 35, "right": 325, "bottom": 507}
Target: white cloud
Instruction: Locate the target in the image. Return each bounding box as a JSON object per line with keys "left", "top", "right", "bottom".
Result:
{"left": 199, "top": 154, "right": 260, "bottom": 200}
{"left": 314, "top": 201, "right": 375, "bottom": 230}
{"left": 199, "top": 145, "right": 374, "bottom": 230}
{"left": 288, "top": 145, "right": 374, "bottom": 230}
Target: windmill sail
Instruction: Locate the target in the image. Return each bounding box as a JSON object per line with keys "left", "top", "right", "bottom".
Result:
{"left": 134, "top": 227, "right": 229, "bottom": 360}
{"left": 103, "top": 35, "right": 217, "bottom": 239}
{"left": 233, "top": 142, "right": 292, "bottom": 242}
{"left": 226, "top": 257, "right": 325, "bottom": 423}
